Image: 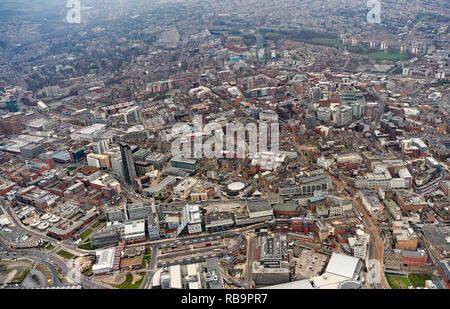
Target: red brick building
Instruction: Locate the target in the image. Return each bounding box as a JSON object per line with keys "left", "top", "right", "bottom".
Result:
{"left": 402, "top": 250, "right": 427, "bottom": 267}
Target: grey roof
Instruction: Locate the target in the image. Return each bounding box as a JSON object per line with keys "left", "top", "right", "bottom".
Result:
{"left": 171, "top": 158, "right": 198, "bottom": 165}
{"left": 205, "top": 258, "right": 224, "bottom": 289}
{"left": 422, "top": 225, "right": 450, "bottom": 251}
{"left": 441, "top": 180, "right": 450, "bottom": 190}
{"left": 162, "top": 167, "right": 191, "bottom": 177}
{"left": 272, "top": 200, "right": 300, "bottom": 212}
{"left": 205, "top": 211, "right": 233, "bottom": 224}
{"left": 246, "top": 199, "right": 272, "bottom": 213}
{"left": 402, "top": 250, "right": 425, "bottom": 258}
{"left": 297, "top": 173, "right": 329, "bottom": 185}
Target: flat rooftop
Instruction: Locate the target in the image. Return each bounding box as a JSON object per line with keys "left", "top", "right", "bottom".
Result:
{"left": 246, "top": 199, "right": 272, "bottom": 213}
{"left": 325, "top": 253, "right": 361, "bottom": 279}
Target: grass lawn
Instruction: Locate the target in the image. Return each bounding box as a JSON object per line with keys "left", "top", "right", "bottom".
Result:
{"left": 408, "top": 274, "right": 432, "bottom": 288}
{"left": 143, "top": 255, "right": 151, "bottom": 262}
{"left": 387, "top": 275, "right": 411, "bottom": 289}
{"left": 80, "top": 228, "right": 93, "bottom": 240}
{"left": 78, "top": 242, "right": 112, "bottom": 251}
{"left": 55, "top": 250, "right": 75, "bottom": 260}
{"left": 263, "top": 31, "right": 285, "bottom": 42}
{"left": 418, "top": 14, "right": 434, "bottom": 22}
{"left": 312, "top": 37, "right": 343, "bottom": 48}
{"left": 367, "top": 52, "right": 407, "bottom": 61}
{"left": 78, "top": 242, "right": 92, "bottom": 250}
{"left": 45, "top": 244, "right": 55, "bottom": 251}
{"left": 91, "top": 221, "right": 105, "bottom": 230}
{"left": 141, "top": 255, "right": 151, "bottom": 268}
{"left": 113, "top": 273, "right": 145, "bottom": 289}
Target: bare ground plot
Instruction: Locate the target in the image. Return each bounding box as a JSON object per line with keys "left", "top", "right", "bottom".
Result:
{"left": 97, "top": 273, "right": 127, "bottom": 285}
{"left": 0, "top": 259, "right": 34, "bottom": 284}
{"left": 1, "top": 269, "right": 17, "bottom": 285}
{"left": 131, "top": 272, "right": 142, "bottom": 285}
{"left": 120, "top": 255, "right": 143, "bottom": 269}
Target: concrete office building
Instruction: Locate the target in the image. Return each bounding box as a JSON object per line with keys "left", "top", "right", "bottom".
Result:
{"left": 20, "top": 143, "right": 45, "bottom": 159}
{"left": 317, "top": 107, "right": 331, "bottom": 122}
{"left": 133, "top": 148, "right": 151, "bottom": 161}
{"left": 279, "top": 173, "right": 331, "bottom": 196}
{"left": 259, "top": 233, "right": 284, "bottom": 268}
{"left": 205, "top": 258, "right": 224, "bottom": 289}
{"left": 126, "top": 203, "right": 154, "bottom": 221}
{"left": 177, "top": 204, "right": 203, "bottom": 236}
{"left": 332, "top": 106, "right": 353, "bottom": 127}
{"left": 350, "top": 102, "right": 364, "bottom": 120}
{"left": 144, "top": 176, "right": 177, "bottom": 197}
{"left": 146, "top": 152, "right": 166, "bottom": 170}
{"left": 259, "top": 110, "right": 279, "bottom": 122}
{"left": 148, "top": 214, "right": 160, "bottom": 241}
{"left": 438, "top": 260, "right": 450, "bottom": 289}
{"left": 123, "top": 219, "right": 146, "bottom": 243}
{"left": 252, "top": 262, "right": 290, "bottom": 285}
{"left": 93, "top": 140, "right": 109, "bottom": 154}
{"left": 252, "top": 234, "right": 290, "bottom": 286}
{"left": 123, "top": 106, "right": 142, "bottom": 124}
{"left": 305, "top": 114, "right": 316, "bottom": 130}
{"left": 87, "top": 153, "right": 111, "bottom": 169}
{"left": 90, "top": 230, "right": 121, "bottom": 249}
{"left": 170, "top": 158, "right": 198, "bottom": 172}
{"left": 111, "top": 156, "right": 125, "bottom": 179}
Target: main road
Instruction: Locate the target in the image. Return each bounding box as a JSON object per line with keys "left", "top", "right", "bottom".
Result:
{"left": 140, "top": 244, "right": 158, "bottom": 289}
{"left": 325, "top": 171, "right": 390, "bottom": 289}
{"left": 0, "top": 239, "right": 106, "bottom": 289}
{"left": 0, "top": 241, "right": 62, "bottom": 287}
{"left": 244, "top": 233, "right": 255, "bottom": 289}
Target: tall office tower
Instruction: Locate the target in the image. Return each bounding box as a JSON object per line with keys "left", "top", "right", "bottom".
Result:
{"left": 119, "top": 142, "right": 137, "bottom": 186}
{"left": 258, "top": 48, "right": 265, "bottom": 60}
{"left": 332, "top": 106, "right": 353, "bottom": 127}
{"left": 310, "top": 86, "right": 320, "bottom": 103}
{"left": 256, "top": 33, "right": 264, "bottom": 49}
{"left": 123, "top": 106, "right": 142, "bottom": 124}
{"left": 305, "top": 114, "right": 316, "bottom": 130}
